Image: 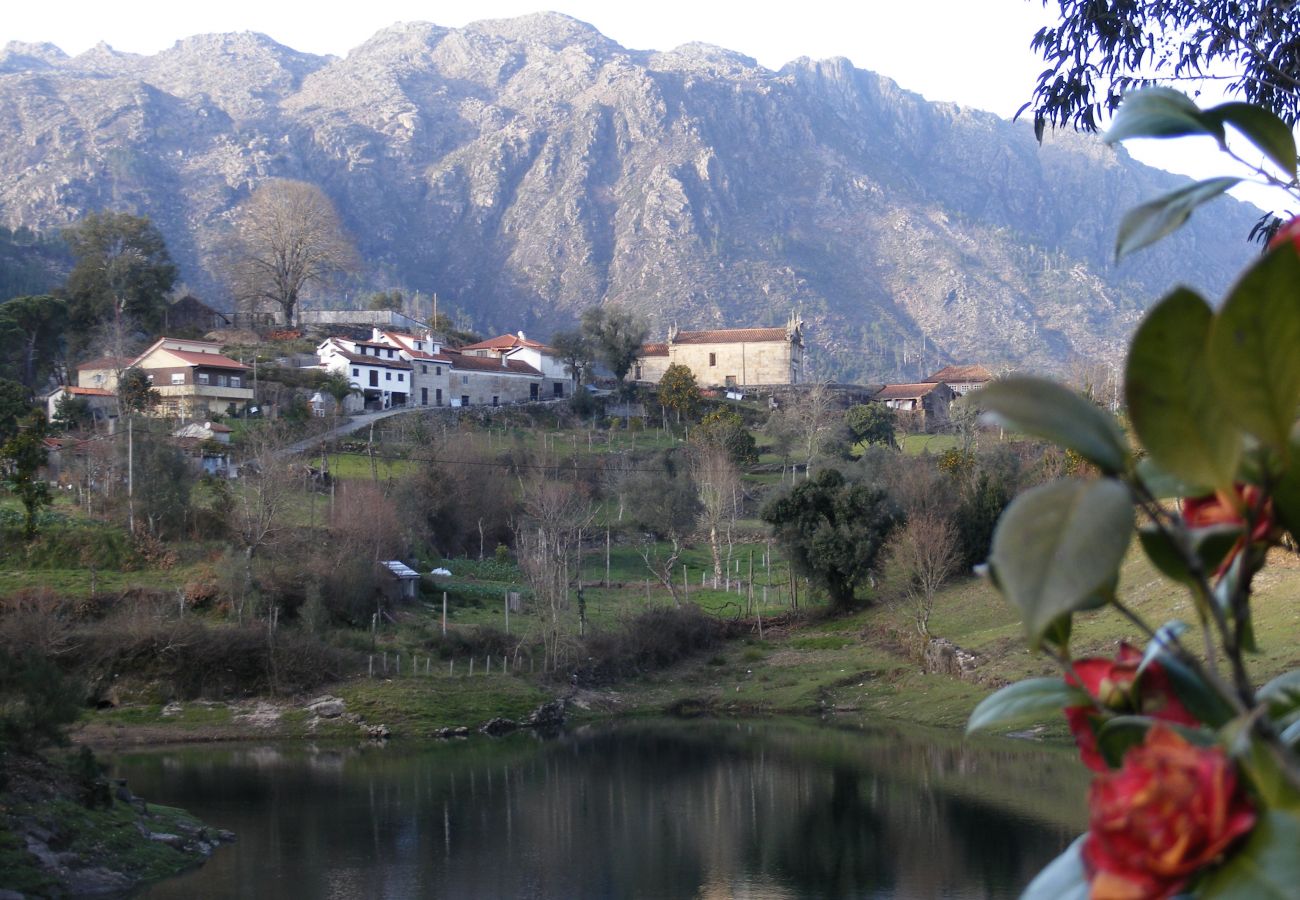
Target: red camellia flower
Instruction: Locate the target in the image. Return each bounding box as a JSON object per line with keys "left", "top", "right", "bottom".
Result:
{"left": 1083, "top": 725, "right": 1256, "bottom": 899}
{"left": 1065, "top": 644, "right": 1198, "bottom": 772}
{"left": 1181, "top": 484, "right": 1275, "bottom": 576}
{"left": 1268, "top": 215, "right": 1300, "bottom": 252}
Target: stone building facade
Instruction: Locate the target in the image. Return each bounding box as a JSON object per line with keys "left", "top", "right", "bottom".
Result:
{"left": 633, "top": 317, "right": 804, "bottom": 387}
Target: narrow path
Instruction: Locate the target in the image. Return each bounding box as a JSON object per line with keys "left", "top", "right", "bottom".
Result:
{"left": 280, "top": 406, "right": 424, "bottom": 457}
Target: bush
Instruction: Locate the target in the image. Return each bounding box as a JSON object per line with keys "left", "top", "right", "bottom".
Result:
{"left": 575, "top": 605, "right": 734, "bottom": 684}
{"left": 0, "top": 648, "right": 82, "bottom": 752}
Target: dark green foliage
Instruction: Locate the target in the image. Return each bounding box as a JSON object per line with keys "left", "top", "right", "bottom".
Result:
{"left": 845, "top": 402, "right": 897, "bottom": 448}
{"left": 367, "top": 290, "right": 404, "bottom": 311}
{"left": 0, "top": 379, "right": 29, "bottom": 444}
{"left": 657, "top": 363, "right": 700, "bottom": 422}
{"left": 580, "top": 305, "right": 649, "bottom": 388}
{"left": 690, "top": 409, "right": 758, "bottom": 467}
{"left": 549, "top": 328, "right": 592, "bottom": 384}
{"left": 577, "top": 605, "right": 731, "bottom": 684}
{"left": 117, "top": 368, "right": 160, "bottom": 414}
{"left": 0, "top": 225, "right": 69, "bottom": 300}
{"left": 761, "top": 468, "right": 902, "bottom": 610}
{"left": 52, "top": 393, "right": 93, "bottom": 431}
{"left": 952, "top": 472, "right": 1011, "bottom": 570}
{"left": 135, "top": 434, "right": 193, "bottom": 541}
{"left": 0, "top": 648, "right": 82, "bottom": 752}
{"left": 0, "top": 295, "right": 66, "bottom": 391}
{"left": 1, "top": 413, "right": 51, "bottom": 539}
{"left": 627, "top": 452, "right": 701, "bottom": 540}
{"left": 63, "top": 212, "right": 176, "bottom": 352}
{"left": 1028, "top": 1, "right": 1300, "bottom": 132}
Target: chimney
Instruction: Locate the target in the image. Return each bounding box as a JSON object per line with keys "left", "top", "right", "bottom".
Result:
{"left": 517, "top": 330, "right": 526, "bottom": 341}
{"left": 372, "top": 327, "right": 382, "bottom": 342}
{"left": 501, "top": 352, "right": 508, "bottom": 368}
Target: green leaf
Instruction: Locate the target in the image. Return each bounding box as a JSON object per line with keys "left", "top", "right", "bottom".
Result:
{"left": 1258, "top": 670, "right": 1300, "bottom": 724}
{"left": 1218, "top": 715, "right": 1300, "bottom": 809}
{"left": 1205, "top": 102, "right": 1299, "bottom": 179}
{"left": 1139, "top": 526, "right": 1195, "bottom": 585}
{"left": 988, "top": 478, "right": 1134, "bottom": 645}
{"left": 1020, "top": 836, "right": 1089, "bottom": 900}
{"left": 966, "top": 677, "right": 1088, "bottom": 734}
{"left": 1125, "top": 288, "right": 1241, "bottom": 489}
{"left": 1200, "top": 810, "right": 1300, "bottom": 898}
{"left": 1097, "top": 716, "right": 1152, "bottom": 768}
{"left": 1271, "top": 433, "right": 1300, "bottom": 543}
{"left": 975, "top": 377, "right": 1129, "bottom": 474}
{"left": 1115, "top": 177, "right": 1242, "bottom": 259}
{"left": 1194, "top": 524, "right": 1246, "bottom": 575}
{"left": 1136, "top": 456, "right": 1210, "bottom": 499}
{"left": 1156, "top": 651, "right": 1238, "bottom": 728}
{"left": 1103, "top": 87, "right": 1224, "bottom": 144}
{"left": 1207, "top": 248, "right": 1300, "bottom": 453}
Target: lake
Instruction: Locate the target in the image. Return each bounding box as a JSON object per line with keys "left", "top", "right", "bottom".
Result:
{"left": 110, "top": 719, "right": 1088, "bottom": 898}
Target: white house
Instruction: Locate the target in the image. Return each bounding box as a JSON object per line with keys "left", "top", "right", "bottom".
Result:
{"left": 317, "top": 337, "right": 415, "bottom": 410}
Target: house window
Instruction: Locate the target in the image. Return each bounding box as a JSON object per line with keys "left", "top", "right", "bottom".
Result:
{"left": 385, "top": 372, "right": 392, "bottom": 381}
{"left": 634, "top": 365, "right": 642, "bottom": 380}
{"left": 397, "top": 373, "right": 404, "bottom": 382}
{"left": 492, "top": 395, "right": 499, "bottom": 407}
{"left": 352, "top": 368, "right": 359, "bottom": 377}
{"left": 421, "top": 365, "right": 427, "bottom": 374}
{"left": 171, "top": 373, "right": 185, "bottom": 385}
{"left": 386, "top": 348, "right": 394, "bottom": 358}
{"left": 553, "top": 382, "right": 564, "bottom": 398}
{"left": 461, "top": 375, "right": 469, "bottom": 385}
{"left": 461, "top": 395, "right": 470, "bottom": 407}
{"left": 198, "top": 373, "right": 210, "bottom": 385}
{"left": 415, "top": 342, "right": 423, "bottom": 351}
{"left": 217, "top": 375, "right": 229, "bottom": 387}
{"left": 709, "top": 353, "right": 717, "bottom": 366}
{"left": 436, "top": 366, "right": 442, "bottom": 376}
{"left": 230, "top": 376, "right": 241, "bottom": 388}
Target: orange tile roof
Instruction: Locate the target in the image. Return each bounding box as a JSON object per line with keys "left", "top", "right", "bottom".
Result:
{"left": 445, "top": 351, "right": 541, "bottom": 376}
{"left": 161, "top": 350, "right": 251, "bottom": 370}
{"left": 459, "top": 333, "right": 551, "bottom": 352}
{"left": 874, "top": 382, "right": 951, "bottom": 401}
{"left": 639, "top": 342, "right": 669, "bottom": 357}
{"left": 927, "top": 364, "right": 994, "bottom": 383}
{"left": 672, "top": 327, "right": 791, "bottom": 344}
{"left": 62, "top": 386, "right": 115, "bottom": 397}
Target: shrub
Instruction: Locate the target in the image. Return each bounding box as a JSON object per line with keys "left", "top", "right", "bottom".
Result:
{"left": 576, "top": 605, "right": 734, "bottom": 684}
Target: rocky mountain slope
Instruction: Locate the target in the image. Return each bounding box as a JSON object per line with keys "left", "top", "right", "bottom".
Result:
{"left": 0, "top": 14, "right": 1262, "bottom": 380}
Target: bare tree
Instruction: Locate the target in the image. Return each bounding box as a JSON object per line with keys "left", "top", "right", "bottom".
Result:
{"left": 228, "top": 429, "right": 294, "bottom": 623}
{"left": 515, "top": 478, "right": 592, "bottom": 671}
{"left": 792, "top": 379, "right": 838, "bottom": 480}
{"left": 691, "top": 445, "right": 739, "bottom": 587}
{"left": 228, "top": 179, "right": 358, "bottom": 325}
{"left": 881, "top": 514, "right": 960, "bottom": 639}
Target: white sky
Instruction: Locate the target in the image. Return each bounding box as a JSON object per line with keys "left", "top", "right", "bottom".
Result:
{"left": 1, "top": 0, "right": 1293, "bottom": 214}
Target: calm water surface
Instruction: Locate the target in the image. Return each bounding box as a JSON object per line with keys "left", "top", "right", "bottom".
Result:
{"left": 111, "top": 720, "right": 1088, "bottom": 899}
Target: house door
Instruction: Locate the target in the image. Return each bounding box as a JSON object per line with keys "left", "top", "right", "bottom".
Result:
{"left": 369, "top": 370, "right": 378, "bottom": 387}
{"left": 461, "top": 395, "right": 470, "bottom": 407}
{"left": 530, "top": 383, "right": 539, "bottom": 400}
{"left": 436, "top": 389, "right": 443, "bottom": 406}
{"left": 421, "top": 388, "right": 428, "bottom": 405}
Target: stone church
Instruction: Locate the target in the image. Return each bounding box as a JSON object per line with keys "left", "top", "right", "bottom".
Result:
{"left": 633, "top": 315, "right": 804, "bottom": 388}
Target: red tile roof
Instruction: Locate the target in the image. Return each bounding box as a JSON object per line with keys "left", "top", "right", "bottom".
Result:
{"left": 161, "top": 350, "right": 251, "bottom": 370}
{"left": 639, "top": 342, "right": 669, "bottom": 357}
{"left": 459, "top": 333, "right": 551, "bottom": 352}
{"left": 927, "top": 364, "right": 994, "bottom": 383}
{"left": 672, "top": 327, "right": 790, "bottom": 345}
{"left": 445, "top": 351, "right": 541, "bottom": 376}
{"left": 61, "top": 386, "right": 115, "bottom": 397}
{"left": 874, "top": 382, "right": 952, "bottom": 401}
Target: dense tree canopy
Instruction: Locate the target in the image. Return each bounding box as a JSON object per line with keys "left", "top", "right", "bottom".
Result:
{"left": 1028, "top": 0, "right": 1300, "bottom": 134}
{"left": 657, "top": 363, "right": 701, "bottom": 423}
{"left": 0, "top": 295, "right": 66, "bottom": 391}
{"left": 580, "top": 305, "right": 648, "bottom": 388}
{"left": 690, "top": 409, "right": 758, "bottom": 467}
{"left": 845, "top": 402, "right": 897, "bottom": 449}
{"left": 63, "top": 212, "right": 175, "bottom": 350}
{"left": 762, "top": 468, "right": 902, "bottom": 610}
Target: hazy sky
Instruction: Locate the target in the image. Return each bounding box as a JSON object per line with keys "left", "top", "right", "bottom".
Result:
{"left": 1, "top": 0, "right": 1291, "bottom": 213}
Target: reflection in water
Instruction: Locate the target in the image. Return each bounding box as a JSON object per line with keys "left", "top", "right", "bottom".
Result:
{"left": 113, "top": 720, "right": 1086, "bottom": 899}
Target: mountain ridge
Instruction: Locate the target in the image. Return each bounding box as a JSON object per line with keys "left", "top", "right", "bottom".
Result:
{"left": 0, "top": 15, "right": 1259, "bottom": 381}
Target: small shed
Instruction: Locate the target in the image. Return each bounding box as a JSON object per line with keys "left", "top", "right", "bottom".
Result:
{"left": 380, "top": 560, "right": 422, "bottom": 602}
